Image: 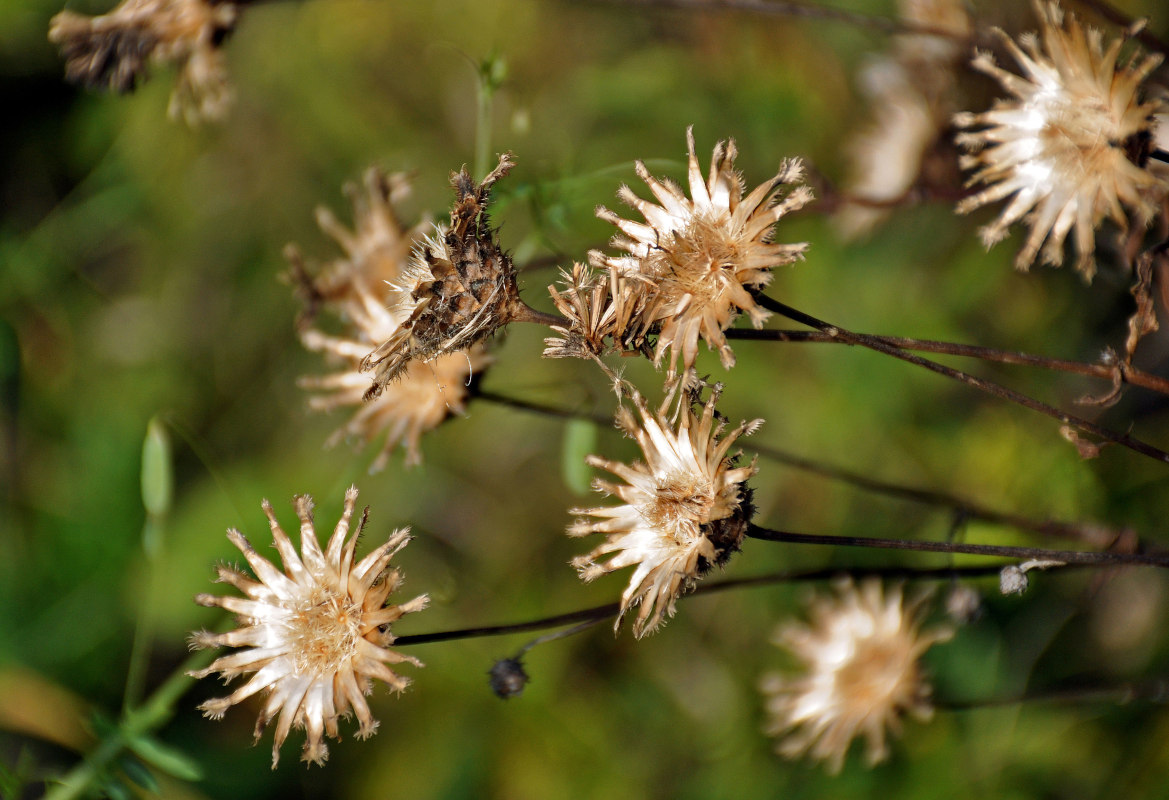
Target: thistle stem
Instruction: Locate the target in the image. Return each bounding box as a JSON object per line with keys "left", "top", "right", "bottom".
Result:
{"left": 725, "top": 328, "right": 1169, "bottom": 397}
{"left": 394, "top": 563, "right": 1064, "bottom": 647}
{"left": 474, "top": 389, "right": 1134, "bottom": 547}
{"left": 938, "top": 677, "right": 1169, "bottom": 711}
{"left": 753, "top": 293, "right": 1169, "bottom": 465}
{"left": 745, "top": 523, "right": 1169, "bottom": 567}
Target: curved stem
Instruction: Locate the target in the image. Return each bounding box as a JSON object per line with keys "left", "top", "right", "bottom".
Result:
{"left": 753, "top": 294, "right": 1169, "bottom": 465}
{"left": 746, "top": 523, "right": 1169, "bottom": 567}
{"left": 725, "top": 328, "right": 1169, "bottom": 396}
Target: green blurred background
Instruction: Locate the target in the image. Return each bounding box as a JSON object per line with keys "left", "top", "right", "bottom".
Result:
{"left": 4, "top": 0, "right": 1169, "bottom": 796}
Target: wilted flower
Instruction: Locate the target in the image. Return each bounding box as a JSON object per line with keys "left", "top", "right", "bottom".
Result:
{"left": 954, "top": 1, "right": 1166, "bottom": 279}
{"left": 569, "top": 384, "right": 760, "bottom": 637}
{"left": 287, "top": 167, "right": 429, "bottom": 321}
{"left": 760, "top": 579, "right": 951, "bottom": 773}
{"left": 48, "top": 0, "right": 236, "bottom": 123}
{"left": 361, "top": 154, "right": 552, "bottom": 395}
{"left": 836, "top": 0, "right": 970, "bottom": 238}
{"left": 189, "top": 488, "right": 428, "bottom": 767}
{"left": 543, "top": 262, "right": 653, "bottom": 360}
{"left": 593, "top": 128, "right": 812, "bottom": 373}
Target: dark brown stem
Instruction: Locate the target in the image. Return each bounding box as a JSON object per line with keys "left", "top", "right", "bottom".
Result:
{"left": 586, "top": 0, "right": 973, "bottom": 40}
{"left": 393, "top": 563, "right": 1024, "bottom": 646}
{"left": 746, "top": 524, "right": 1169, "bottom": 567}
{"left": 753, "top": 294, "right": 1169, "bottom": 465}
{"left": 508, "top": 300, "right": 567, "bottom": 328}
{"left": 725, "top": 328, "right": 1169, "bottom": 397}
{"left": 474, "top": 389, "right": 1133, "bottom": 548}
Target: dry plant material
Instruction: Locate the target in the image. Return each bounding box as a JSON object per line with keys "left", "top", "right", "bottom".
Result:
{"left": 49, "top": 0, "right": 236, "bottom": 123}
{"left": 592, "top": 127, "right": 812, "bottom": 373}
{"left": 954, "top": 1, "right": 1167, "bottom": 279}
{"left": 760, "top": 580, "right": 951, "bottom": 773}
{"left": 569, "top": 383, "right": 759, "bottom": 638}
{"left": 189, "top": 488, "right": 428, "bottom": 767}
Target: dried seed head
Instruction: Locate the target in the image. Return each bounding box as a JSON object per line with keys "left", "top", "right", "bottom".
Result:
{"left": 488, "top": 657, "right": 530, "bottom": 699}
{"left": 953, "top": 1, "right": 1167, "bottom": 279}
{"left": 760, "top": 580, "right": 952, "bottom": 773}
{"left": 362, "top": 154, "right": 524, "bottom": 395}
{"left": 543, "top": 262, "right": 654, "bottom": 360}
{"left": 188, "top": 487, "right": 428, "bottom": 768}
{"left": 569, "top": 383, "right": 760, "bottom": 638}
{"left": 593, "top": 128, "right": 812, "bottom": 373}
{"left": 49, "top": 0, "right": 237, "bottom": 123}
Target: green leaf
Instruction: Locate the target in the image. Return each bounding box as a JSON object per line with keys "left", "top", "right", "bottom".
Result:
{"left": 116, "top": 754, "right": 159, "bottom": 792}
{"left": 126, "top": 734, "right": 204, "bottom": 782}
{"left": 561, "top": 418, "right": 597, "bottom": 496}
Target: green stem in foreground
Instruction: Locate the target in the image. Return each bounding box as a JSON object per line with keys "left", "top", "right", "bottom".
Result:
{"left": 45, "top": 649, "right": 212, "bottom": 800}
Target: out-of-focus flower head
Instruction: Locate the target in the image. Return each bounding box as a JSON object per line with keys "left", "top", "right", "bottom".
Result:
{"left": 361, "top": 154, "right": 530, "bottom": 396}
{"left": 569, "top": 382, "right": 760, "bottom": 638}
{"left": 189, "top": 488, "right": 428, "bottom": 767}
{"left": 954, "top": 1, "right": 1167, "bottom": 279}
{"left": 836, "top": 0, "right": 970, "bottom": 238}
{"left": 593, "top": 128, "right": 812, "bottom": 373}
{"left": 760, "top": 579, "right": 952, "bottom": 773}
{"left": 48, "top": 0, "right": 236, "bottom": 124}
{"left": 289, "top": 169, "right": 488, "bottom": 470}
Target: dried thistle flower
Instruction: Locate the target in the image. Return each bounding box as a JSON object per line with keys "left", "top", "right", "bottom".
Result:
{"left": 954, "top": 1, "right": 1166, "bottom": 279}
{"left": 48, "top": 0, "right": 236, "bottom": 124}
{"left": 760, "top": 579, "right": 952, "bottom": 773}
{"left": 543, "top": 261, "right": 653, "bottom": 360}
{"left": 189, "top": 487, "right": 427, "bottom": 767}
{"left": 287, "top": 167, "right": 429, "bottom": 321}
{"left": 593, "top": 127, "right": 812, "bottom": 372}
{"left": 361, "top": 154, "right": 549, "bottom": 396}
{"left": 836, "top": 0, "right": 969, "bottom": 238}
{"left": 569, "top": 384, "right": 760, "bottom": 638}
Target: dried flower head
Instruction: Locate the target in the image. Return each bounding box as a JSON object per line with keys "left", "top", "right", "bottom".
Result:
{"left": 189, "top": 488, "right": 428, "bottom": 767}
{"left": 593, "top": 127, "right": 812, "bottom": 372}
{"left": 836, "top": 0, "right": 969, "bottom": 238}
{"left": 287, "top": 167, "right": 429, "bottom": 322}
{"left": 954, "top": 1, "right": 1166, "bottom": 279}
{"left": 760, "top": 579, "right": 952, "bottom": 773}
{"left": 543, "top": 262, "right": 653, "bottom": 360}
{"left": 569, "top": 384, "right": 760, "bottom": 637}
{"left": 361, "top": 154, "right": 538, "bottom": 396}
{"left": 48, "top": 0, "right": 236, "bottom": 123}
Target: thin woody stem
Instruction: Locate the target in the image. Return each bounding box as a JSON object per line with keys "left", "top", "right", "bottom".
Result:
{"left": 475, "top": 389, "right": 1133, "bottom": 547}
{"left": 725, "top": 328, "right": 1169, "bottom": 396}
{"left": 393, "top": 563, "right": 1023, "bottom": 647}
{"left": 591, "top": 0, "right": 975, "bottom": 40}
{"left": 753, "top": 294, "right": 1169, "bottom": 465}
{"left": 938, "top": 677, "right": 1169, "bottom": 710}
{"left": 745, "top": 523, "right": 1169, "bottom": 567}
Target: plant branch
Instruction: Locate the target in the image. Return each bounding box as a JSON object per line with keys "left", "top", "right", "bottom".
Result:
{"left": 475, "top": 389, "right": 1134, "bottom": 548}
{"left": 938, "top": 677, "right": 1169, "bottom": 711}
{"left": 395, "top": 563, "right": 1069, "bottom": 647}
{"left": 725, "top": 328, "right": 1169, "bottom": 397}
{"left": 753, "top": 293, "right": 1169, "bottom": 465}
{"left": 746, "top": 523, "right": 1169, "bottom": 567}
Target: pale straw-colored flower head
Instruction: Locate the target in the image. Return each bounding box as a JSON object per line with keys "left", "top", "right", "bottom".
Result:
{"left": 543, "top": 262, "right": 654, "bottom": 360}
{"left": 836, "top": 0, "right": 969, "bottom": 238}
{"left": 189, "top": 487, "right": 428, "bottom": 767}
{"left": 954, "top": 1, "right": 1166, "bottom": 279}
{"left": 361, "top": 155, "right": 526, "bottom": 395}
{"left": 288, "top": 167, "right": 429, "bottom": 318}
{"left": 49, "top": 0, "right": 236, "bottom": 123}
{"left": 570, "top": 384, "right": 760, "bottom": 638}
{"left": 593, "top": 128, "right": 812, "bottom": 373}
{"left": 760, "top": 579, "right": 952, "bottom": 773}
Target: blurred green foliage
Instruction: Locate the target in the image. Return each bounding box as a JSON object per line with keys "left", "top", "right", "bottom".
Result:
{"left": 3, "top": 0, "right": 1169, "bottom": 797}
